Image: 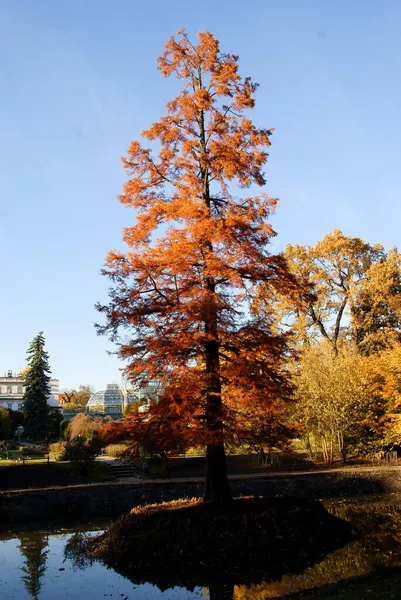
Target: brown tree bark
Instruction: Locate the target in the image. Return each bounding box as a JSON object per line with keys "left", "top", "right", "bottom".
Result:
{"left": 200, "top": 97, "right": 232, "bottom": 506}
{"left": 209, "top": 582, "right": 234, "bottom": 600}
{"left": 202, "top": 322, "right": 232, "bottom": 505}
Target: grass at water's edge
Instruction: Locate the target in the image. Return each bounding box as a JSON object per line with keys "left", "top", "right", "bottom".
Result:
{"left": 296, "top": 567, "right": 401, "bottom": 599}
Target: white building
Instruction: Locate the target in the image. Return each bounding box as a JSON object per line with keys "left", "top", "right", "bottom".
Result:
{"left": 0, "top": 370, "right": 59, "bottom": 412}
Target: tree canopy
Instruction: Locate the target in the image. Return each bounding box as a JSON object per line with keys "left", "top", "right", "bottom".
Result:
{"left": 294, "top": 341, "right": 388, "bottom": 461}
{"left": 273, "top": 230, "right": 401, "bottom": 355}
{"left": 61, "top": 385, "right": 93, "bottom": 410}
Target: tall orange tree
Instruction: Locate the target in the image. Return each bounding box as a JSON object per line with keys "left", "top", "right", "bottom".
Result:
{"left": 97, "top": 30, "right": 299, "bottom": 506}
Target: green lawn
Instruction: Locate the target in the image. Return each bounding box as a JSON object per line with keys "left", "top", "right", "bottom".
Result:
{"left": 0, "top": 454, "right": 46, "bottom": 463}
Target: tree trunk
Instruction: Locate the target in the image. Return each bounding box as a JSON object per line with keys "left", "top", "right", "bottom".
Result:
{"left": 305, "top": 433, "right": 313, "bottom": 458}
{"left": 204, "top": 443, "right": 232, "bottom": 505}
{"left": 321, "top": 435, "right": 328, "bottom": 463}
{"left": 203, "top": 337, "right": 232, "bottom": 506}
{"left": 198, "top": 98, "right": 232, "bottom": 507}
{"left": 209, "top": 582, "right": 234, "bottom": 600}
{"left": 338, "top": 431, "right": 346, "bottom": 464}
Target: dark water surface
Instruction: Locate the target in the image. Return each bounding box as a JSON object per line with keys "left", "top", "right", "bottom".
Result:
{"left": 2, "top": 494, "right": 401, "bottom": 599}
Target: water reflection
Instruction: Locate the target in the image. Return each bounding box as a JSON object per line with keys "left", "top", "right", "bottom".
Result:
{"left": 230, "top": 496, "right": 401, "bottom": 599}
{"left": 2, "top": 495, "right": 401, "bottom": 599}
{"left": 64, "top": 495, "right": 401, "bottom": 599}
{"left": 65, "top": 502, "right": 355, "bottom": 600}
{"left": 105, "top": 531, "right": 353, "bottom": 600}
{"left": 19, "top": 533, "right": 49, "bottom": 599}
{"left": 0, "top": 524, "right": 202, "bottom": 599}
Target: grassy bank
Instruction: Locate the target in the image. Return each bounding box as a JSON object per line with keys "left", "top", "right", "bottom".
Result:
{"left": 0, "top": 461, "right": 114, "bottom": 490}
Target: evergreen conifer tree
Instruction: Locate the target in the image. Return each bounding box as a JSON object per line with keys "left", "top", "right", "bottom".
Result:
{"left": 19, "top": 534, "right": 49, "bottom": 599}
{"left": 22, "top": 332, "right": 51, "bottom": 440}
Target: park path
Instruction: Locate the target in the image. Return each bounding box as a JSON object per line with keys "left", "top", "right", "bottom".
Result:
{"left": 105, "top": 463, "right": 401, "bottom": 486}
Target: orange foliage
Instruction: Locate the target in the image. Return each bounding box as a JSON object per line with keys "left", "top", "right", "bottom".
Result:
{"left": 97, "top": 30, "right": 301, "bottom": 504}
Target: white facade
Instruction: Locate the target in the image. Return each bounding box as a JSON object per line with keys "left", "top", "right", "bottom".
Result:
{"left": 0, "top": 370, "right": 59, "bottom": 412}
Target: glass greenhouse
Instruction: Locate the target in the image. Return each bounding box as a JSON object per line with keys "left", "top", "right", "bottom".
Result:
{"left": 86, "top": 384, "right": 130, "bottom": 415}
{"left": 86, "top": 379, "right": 163, "bottom": 415}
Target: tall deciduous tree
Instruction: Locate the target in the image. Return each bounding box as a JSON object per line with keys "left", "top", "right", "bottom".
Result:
{"left": 97, "top": 30, "right": 299, "bottom": 506}
{"left": 274, "top": 230, "right": 386, "bottom": 354}
{"left": 295, "top": 341, "right": 387, "bottom": 461}
{"left": 22, "top": 332, "right": 51, "bottom": 440}
{"left": 354, "top": 248, "right": 401, "bottom": 354}
{"left": 61, "top": 385, "right": 93, "bottom": 410}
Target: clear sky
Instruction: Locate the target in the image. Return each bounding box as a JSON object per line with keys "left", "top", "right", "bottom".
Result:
{"left": 1, "top": 0, "right": 401, "bottom": 391}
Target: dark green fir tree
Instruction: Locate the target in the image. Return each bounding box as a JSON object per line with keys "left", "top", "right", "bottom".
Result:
{"left": 19, "top": 533, "right": 49, "bottom": 599}
{"left": 22, "top": 332, "right": 51, "bottom": 440}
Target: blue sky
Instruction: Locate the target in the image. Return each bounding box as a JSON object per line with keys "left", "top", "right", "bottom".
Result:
{"left": 1, "top": 0, "right": 401, "bottom": 391}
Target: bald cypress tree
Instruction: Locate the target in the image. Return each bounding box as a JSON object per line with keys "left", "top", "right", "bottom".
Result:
{"left": 97, "top": 30, "right": 300, "bottom": 506}
{"left": 22, "top": 332, "right": 51, "bottom": 440}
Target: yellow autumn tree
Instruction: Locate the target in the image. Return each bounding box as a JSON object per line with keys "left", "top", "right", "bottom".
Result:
{"left": 295, "top": 341, "right": 387, "bottom": 461}
{"left": 354, "top": 247, "right": 401, "bottom": 354}
{"left": 366, "top": 343, "right": 401, "bottom": 444}
{"left": 272, "top": 232, "right": 401, "bottom": 359}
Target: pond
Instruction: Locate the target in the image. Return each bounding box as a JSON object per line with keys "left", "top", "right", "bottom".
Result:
{"left": 2, "top": 494, "right": 401, "bottom": 599}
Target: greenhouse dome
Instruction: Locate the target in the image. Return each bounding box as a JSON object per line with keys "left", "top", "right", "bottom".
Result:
{"left": 86, "top": 384, "right": 137, "bottom": 415}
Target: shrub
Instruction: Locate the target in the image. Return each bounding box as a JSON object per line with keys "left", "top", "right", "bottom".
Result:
{"left": 103, "top": 443, "right": 128, "bottom": 458}
{"left": 66, "top": 413, "right": 109, "bottom": 441}
{"left": 48, "top": 408, "right": 63, "bottom": 438}
{"left": 185, "top": 446, "right": 206, "bottom": 457}
{"left": 63, "top": 435, "right": 104, "bottom": 474}
{"left": 60, "top": 419, "right": 69, "bottom": 440}
{"left": 49, "top": 441, "right": 67, "bottom": 461}
{"left": 0, "top": 407, "right": 12, "bottom": 442}
{"left": 7, "top": 410, "right": 24, "bottom": 435}
{"left": 7, "top": 442, "right": 19, "bottom": 451}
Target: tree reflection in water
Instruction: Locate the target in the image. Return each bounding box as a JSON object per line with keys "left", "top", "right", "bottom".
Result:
{"left": 18, "top": 533, "right": 49, "bottom": 600}
{"left": 65, "top": 515, "right": 354, "bottom": 600}
{"left": 209, "top": 583, "right": 234, "bottom": 600}
{"left": 232, "top": 497, "right": 401, "bottom": 599}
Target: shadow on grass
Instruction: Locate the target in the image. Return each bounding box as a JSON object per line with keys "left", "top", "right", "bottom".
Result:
{"left": 0, "top": 461, "right": 113, "bottom": 490}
